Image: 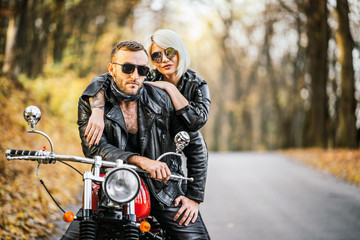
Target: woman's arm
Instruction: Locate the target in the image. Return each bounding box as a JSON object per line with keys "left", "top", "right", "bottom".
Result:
{"left": 78, "top": 96, "right": 135, "bottom": 161}
{"left": 177, "top": 82, "right": 211, "bottom": 131}
{"left": 85, "top": 89, "right": 105, "bottom": 145}
{"left": 146, "top": 81, "right": 189, "bottom": 110}
{"left": 146, "top": 79, "right": 211, "bottom": 131}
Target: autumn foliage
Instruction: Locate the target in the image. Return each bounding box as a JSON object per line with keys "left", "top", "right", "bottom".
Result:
{"left": 284, "top": 149, "right": 360, "bottom": 187}
{"left": 0, "top": 75, "right": 87, "bottom": 239}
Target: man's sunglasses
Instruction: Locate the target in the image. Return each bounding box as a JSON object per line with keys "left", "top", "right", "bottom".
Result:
{"left": 151, "top": 47, "right": 177, "bottom": 63}
{"left": 112, "top": 63, "right": 150, "bottom": 76}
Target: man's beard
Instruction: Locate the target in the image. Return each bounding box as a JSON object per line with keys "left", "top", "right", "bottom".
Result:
{"left": 110, "top": 79, "right": 143, "bottom": 102}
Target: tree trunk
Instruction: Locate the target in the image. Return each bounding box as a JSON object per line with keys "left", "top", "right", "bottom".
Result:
{"left": 53, "top": 0, "right": 66, "bottom": 63}
{"left": 0, "top": 0, "right": 10, "bottom": 73}
{"left": 303, "top": 0, "right": 329, "bottom": 148}
{"left": 2, "top": 0, "right": 26, "bottom": 76}
{"left": 335, "top": 0, "right": 358, "bottom": 148}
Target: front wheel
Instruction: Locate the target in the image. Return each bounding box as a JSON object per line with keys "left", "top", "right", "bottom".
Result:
{"left": 80, "top": 219, "right": 96, "bottom": 240}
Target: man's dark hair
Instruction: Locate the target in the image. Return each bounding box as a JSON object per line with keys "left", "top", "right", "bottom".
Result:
{"left": 111, "top": 41, "right": 148, "bottom": 61}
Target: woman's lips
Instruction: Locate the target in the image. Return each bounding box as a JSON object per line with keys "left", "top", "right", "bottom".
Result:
{"left": 163, "top": 64, "right": 172, "bottom": 70}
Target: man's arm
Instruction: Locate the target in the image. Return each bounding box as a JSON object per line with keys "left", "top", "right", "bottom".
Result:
{"left": 170, "top": 131, "right": 208, "bottom": 226}
{"left": 182, "top": 131, "right": 208, "bottom": 203}
{"left": 127, "top": 155, "right": 171, "bottom": 182}
{"left": 167, "top": 101, "right": 208, "bottom": 225}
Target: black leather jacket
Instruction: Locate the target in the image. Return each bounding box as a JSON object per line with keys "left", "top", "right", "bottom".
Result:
{"left": 90, "top": 69, "right": 210, "bottom": 131}
{"left": 150, "top": 69, "right": 211, "bottom": 131}
{"left": 77, "top": 76, "right": 208, "bottom": 206}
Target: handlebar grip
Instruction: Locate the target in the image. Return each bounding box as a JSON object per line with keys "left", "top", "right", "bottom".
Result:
{"left": 6, "top": 149, "right": 38, "bottom": 156}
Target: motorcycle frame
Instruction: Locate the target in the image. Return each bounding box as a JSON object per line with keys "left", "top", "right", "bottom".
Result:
{"left": 6, "top": 106, "right": 193, "bottom": 239}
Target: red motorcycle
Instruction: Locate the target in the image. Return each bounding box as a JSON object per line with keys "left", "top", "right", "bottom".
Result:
{"left": 5, "top": 106, "right": 192, "bottom": 240}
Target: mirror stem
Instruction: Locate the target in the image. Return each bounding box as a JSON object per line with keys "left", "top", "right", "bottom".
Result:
{"left": 28, "top": 129, "right": 54, "bottom": 154}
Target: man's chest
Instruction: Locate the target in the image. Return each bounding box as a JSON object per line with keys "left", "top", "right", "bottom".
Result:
{"left": 120, "top": 103, "right": 138, "bottom": 133}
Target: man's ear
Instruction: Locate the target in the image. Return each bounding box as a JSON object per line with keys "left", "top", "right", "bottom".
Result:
{"left": 108, "top": 63, "right": 114, "bottom": 77}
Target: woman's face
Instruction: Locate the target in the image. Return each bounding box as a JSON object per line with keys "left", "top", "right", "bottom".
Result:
{"left": 150, "top": 43, "right": 179, "bottom": 77}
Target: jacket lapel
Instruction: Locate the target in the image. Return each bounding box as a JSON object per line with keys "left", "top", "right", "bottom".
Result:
{"left": 138, "top": 94, "right": 162, "bottom": 155}
{"left": 105, "top": 88, "right": 162, "bottom": 155}
{"left": 106, "top": 104, "right": 127, "bottom": 132}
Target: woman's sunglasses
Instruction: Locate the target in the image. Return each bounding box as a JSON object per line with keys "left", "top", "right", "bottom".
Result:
{"left": 112, "top": 63, "right": 150, "bottom": 76}
{"left": 151, "top": 47, "right": 177, "bottom": 63}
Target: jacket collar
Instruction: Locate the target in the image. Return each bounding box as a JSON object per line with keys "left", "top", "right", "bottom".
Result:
{"left": 105, "top": 85, "right": 162, "bottom": 155}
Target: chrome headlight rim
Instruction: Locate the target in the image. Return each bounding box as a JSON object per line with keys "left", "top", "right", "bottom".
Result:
{"left": 102, "top": 167, "right": 140, "bottom": 205}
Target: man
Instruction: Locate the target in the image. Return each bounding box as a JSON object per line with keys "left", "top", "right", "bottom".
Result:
{"left": 76, "top": 41, "right": 209, "bottom": 239}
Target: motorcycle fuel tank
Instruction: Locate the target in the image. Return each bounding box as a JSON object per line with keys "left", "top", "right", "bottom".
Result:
{"left": 135, "top": 177, "right": 151, "bottom": 221}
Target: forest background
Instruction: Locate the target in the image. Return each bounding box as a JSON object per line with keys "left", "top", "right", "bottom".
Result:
{"left": 0, "top": 0, "right": 360, "bottom": 239}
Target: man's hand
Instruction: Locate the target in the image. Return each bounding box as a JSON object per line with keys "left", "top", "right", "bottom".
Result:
{"left": 128, "top": 156, "right": 171, "bottom": 182}
{"left": 173, "top": 196, "right": 199, "bottom": 226}
{"left": 85, "top": 108, "right": 105, "bottom": 146}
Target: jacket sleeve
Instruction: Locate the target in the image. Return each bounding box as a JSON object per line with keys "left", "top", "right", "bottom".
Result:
{"left": 77, "top": 96, "right": 137, "bottom": 162}
{"left": 182, "top": 131, "right": 208, "bottom": 203}
{"left": 166, "top": 91, "right": 208, "bottom": 203}
{"left": 176, "top": 80, "right": 211, "bottom": 131}
{"left": 82, "top": 73, "right": 110, "bottom": 98}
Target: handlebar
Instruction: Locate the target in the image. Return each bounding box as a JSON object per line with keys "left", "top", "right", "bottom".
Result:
{"left": 7, "top": 149, "right": 40, "bottom": 156}
{"left": 6, "top": 149, "right": 194, "bottom": 182}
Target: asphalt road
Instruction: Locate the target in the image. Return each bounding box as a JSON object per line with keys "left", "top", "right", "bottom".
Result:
{"left": 200, "top": 152, "right": 360, "bottom": 240}
{"left": 53, "top": 152, "right": 360, "bottom": 240}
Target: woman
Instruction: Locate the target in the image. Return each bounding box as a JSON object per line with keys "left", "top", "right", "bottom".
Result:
{"left": 85, "top": 29, "right": 211, "bottom": 145}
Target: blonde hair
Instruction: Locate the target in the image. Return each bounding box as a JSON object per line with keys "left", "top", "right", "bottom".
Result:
{"left": 146, "top": 29, "right": 190, "bottom": 78}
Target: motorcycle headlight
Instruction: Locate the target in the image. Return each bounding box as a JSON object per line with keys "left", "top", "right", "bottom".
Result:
{"left": 103, "top": 167, "right": 140, "bottom": 204}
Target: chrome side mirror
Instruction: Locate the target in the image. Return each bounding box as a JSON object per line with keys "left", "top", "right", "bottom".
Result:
{"left": 174, "top": 131, "right": 190, "bottom": 153}
{"left": 23, "top": 106, "right": 54, "bottom": 153}
{"left": 24, "top": 106, "right": 41, "bottom": 129}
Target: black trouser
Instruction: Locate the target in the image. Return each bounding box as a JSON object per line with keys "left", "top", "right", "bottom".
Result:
{"left": 60, "top": 198, "right": 210, "bottom": 240}
{"left": 150, "top": 195, "right": 211, "bottom": 240}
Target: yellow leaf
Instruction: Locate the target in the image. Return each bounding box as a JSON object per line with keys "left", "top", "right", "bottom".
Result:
{"left": 17, "top": 211, "right": 24, "bottom": 219}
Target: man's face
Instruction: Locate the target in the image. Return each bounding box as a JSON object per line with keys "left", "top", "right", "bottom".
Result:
{"left": 108, "top": 50, "right": 148, "bottom": 96}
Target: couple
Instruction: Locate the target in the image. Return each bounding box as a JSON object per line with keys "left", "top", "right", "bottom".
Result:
{"left": 63, "top": 29, "right": 211, "bottom": 239}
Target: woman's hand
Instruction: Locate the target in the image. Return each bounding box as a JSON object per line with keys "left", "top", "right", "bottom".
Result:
{"left": 85, "top": 108, "right": 104, "bottom": 146}
{"left": 146, "top": 81, "right": 189, "bottom": 110}
{"left": 146, "top": 80, "right": 172, "bottom": 90}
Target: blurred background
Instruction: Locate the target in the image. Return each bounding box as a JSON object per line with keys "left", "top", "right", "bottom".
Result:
{"left": 1, "top": 0, "right": 360, "bottom": 151}
{"left": 0, "top": 0, "right": 360, "bottom": 238}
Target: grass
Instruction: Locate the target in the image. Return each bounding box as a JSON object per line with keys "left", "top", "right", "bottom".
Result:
{"left": 283, "top": 148, "right": 360, "bottom": 186}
